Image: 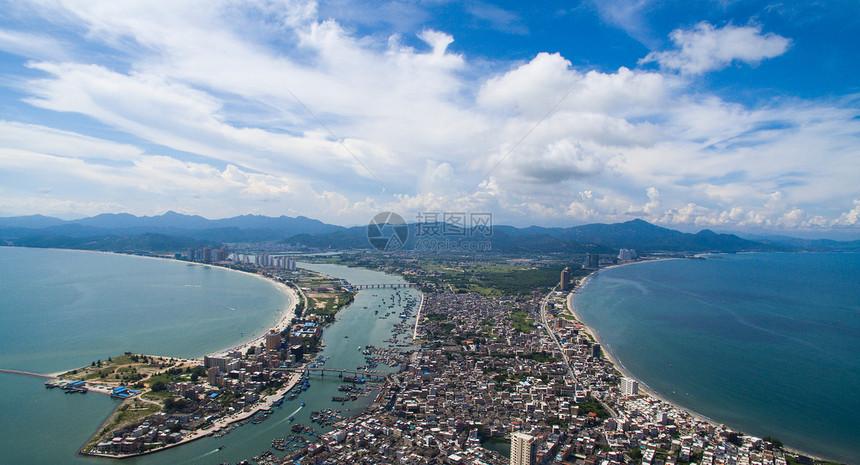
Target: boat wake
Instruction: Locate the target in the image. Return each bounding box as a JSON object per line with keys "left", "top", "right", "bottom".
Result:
{"left": 273, "top": 405, "right": 304, "bottom": 427}
{"left": 193, "top": 447, "right": 223, "bottom": 460}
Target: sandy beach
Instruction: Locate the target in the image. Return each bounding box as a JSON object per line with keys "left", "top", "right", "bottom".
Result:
{"left": 206, "top": 267, "right": 300, "bottom": 359}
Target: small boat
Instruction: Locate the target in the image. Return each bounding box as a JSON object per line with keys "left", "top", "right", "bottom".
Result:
{"left": 301, "top": 401, "right": 305, "bottom": 406}
{"left": 288, "top": 416, "right": 295, "bottom": 422}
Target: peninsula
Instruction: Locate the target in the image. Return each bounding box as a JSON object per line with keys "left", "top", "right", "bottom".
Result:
{"left": 33, "top": 260, "right": 359, "bottom": 459}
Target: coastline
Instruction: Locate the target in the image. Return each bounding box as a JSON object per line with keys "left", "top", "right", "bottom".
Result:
{"left": 0, "top": 246, "right": 300, "bottom": 360}
{"left": 564, "top": 258, "right": 835, "bottom": 463}
{"left": 73, "top": 259, "right": 304, "bottom": 459}
{"left": 81, "top": 370, "right": 305, "bottom": 459}
{"left": 0, "top": 247, "right": 305, "bottom": 458}
{"left": 205, "top": 266, "right": 299, "bottom": 358}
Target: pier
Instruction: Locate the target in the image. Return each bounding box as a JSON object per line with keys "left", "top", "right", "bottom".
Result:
{"left": 0, "top": 368, "right": 56, "bottom": 379}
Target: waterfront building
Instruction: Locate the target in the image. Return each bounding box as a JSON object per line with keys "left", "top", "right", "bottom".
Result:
{"left": 620, "top": 377, "right": 639, "bottom": 397}
{"left": 203, "top": 355, "right": 240, "bottom": 372}
{"left": 207, "top": 366, "right": 220, "bottom": 386}
{"left": 584, "top": 253, "right": 599, "bottom": 269}
{"left": 511, "top": 432, "right": 537, "bottom": 465}
{"left": 265, "top": 330, "right": 282, "bottom": 351}
{"left": 560, "top": 267, "right": 570, "bottom": 291}
{"left": 202, "top": 247, "right": 212, "bottom": 264}
{"left": 618, "top": 249, "right": 637, "bottom": 261}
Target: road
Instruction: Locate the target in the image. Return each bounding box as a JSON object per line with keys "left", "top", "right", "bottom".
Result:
{"left": 538, "top": 284, "right": 576, "bottom": 381}
{"left": 538, "top": 286, "right": 619, "bottom": 421}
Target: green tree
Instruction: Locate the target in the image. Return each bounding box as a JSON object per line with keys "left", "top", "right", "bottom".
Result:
{"left": 151, "top": 381, "right": 167, "bottom": 392}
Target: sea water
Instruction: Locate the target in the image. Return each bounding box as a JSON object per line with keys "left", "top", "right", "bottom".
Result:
{"left": 572, "top": 253, "right": 860, "bottom": 463}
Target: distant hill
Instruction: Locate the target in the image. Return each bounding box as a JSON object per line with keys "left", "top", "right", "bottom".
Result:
{"left": 5, "top": 212, "right": 853, "bottom": 254}
{"left": 0, "top": 211, "right": 343, "bottom": 244}
{"left": 742, "top": 234, "right": 860, "bottom": 252}
{"left": 0, "top": 214, "right": 69, "bottom": 229}
{"left": 282, "top": 218, "right": 772, "bottom": 253}
{"left": 8, "top": 233, "right": 217, "bottom": 253}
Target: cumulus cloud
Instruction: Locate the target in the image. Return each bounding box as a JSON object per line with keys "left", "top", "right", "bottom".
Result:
{"left": 479, "top": 53, "right": 671, "bottom": 118}
{"left": 640, "top": 22, "right": 791, "bottom": 74}
{"left": 512, "top": 139, "right": 605, "bottom": 184}
{"left": 833, "top": 200, "right": 860, "bottom": 226}
{"left": 418, "top": 29, "right": 454, "bottom": 56}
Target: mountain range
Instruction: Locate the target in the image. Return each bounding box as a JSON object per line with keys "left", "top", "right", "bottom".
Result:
{"left": 0, "top": 211, "right": 854, "bottom": 253}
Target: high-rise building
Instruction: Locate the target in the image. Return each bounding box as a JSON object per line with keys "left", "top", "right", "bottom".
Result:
{"left": 583, "top": 253, "right": 599, "bottom": 269}
{"left": 591, "top": 343, "right": 601, "bottom": 359}
{"left": 207, "top": 366, "right": 220, "bottom": 386}
{"left": 265, "top": 330, "right": 282, "bottom": 351}
{"left": 511, "top": 432, "right": 536, "bottom": 465}
{"left": 202, "top": 247, "right": 212, "bottom": 264}
{"left": 560, "top": 267, "right": 570, "bottom": 291}
{"left": 620, "top": 377, "right": 639, "bottom": 397}
{"left": 618, "top": 248, "right": 637, "bottom": 261}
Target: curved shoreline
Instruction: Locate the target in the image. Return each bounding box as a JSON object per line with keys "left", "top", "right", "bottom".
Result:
{"left": 0, "top": 247, "right": 299, "bottom": 360}
{"left": 565, "top": 258, "right": 835, "bottom": 463}
{"left": 96, "top": 251, "right": 301, "bottom": 358}
{"left": 203, "top": 266, "right": 299, "bottom": 358}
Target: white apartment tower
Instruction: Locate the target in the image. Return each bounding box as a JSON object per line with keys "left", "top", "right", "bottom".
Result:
{"left": 511, "top": 432, "right": 537, "bottom": 465}
{"left": 620, "top": 377, "right": 639, "bottom": 397}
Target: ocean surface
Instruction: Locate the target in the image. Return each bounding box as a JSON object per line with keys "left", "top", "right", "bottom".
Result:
{"left": 0, "top": 248, "right": 418, "bottom": 464}
{"left": 572, "top": 253, "right": 860, "bottom": 463}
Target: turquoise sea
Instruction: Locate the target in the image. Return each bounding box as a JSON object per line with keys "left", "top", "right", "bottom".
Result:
{"left": 0, "top": 247, "right": 290, "bottom": 463}
{"left": 0, "top": 248, "right": 419, "bottom": 464}
{"left": 572, "top": 253, "right": 860, "bottom": 463}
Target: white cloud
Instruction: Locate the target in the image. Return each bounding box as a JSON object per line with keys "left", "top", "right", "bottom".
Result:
{"left": 640, "top": 22, "right": 791, "bottom": 74}
{"left": 478, "top": 53, "right": 672, "bottom": 118}
{"left": 588, "top": 0, "right": 658, "bottom": 46}
{"left": 0, "top": 120, "right": 142, "bottom": 161}
{"left": 418, "top": 29, "right": 454, "bottom": 56}
{"left": 0, "top": 28, "right": 69, "bottom": 61}
{"left": 833, "top": 200, "right": 860, "bottom": 226}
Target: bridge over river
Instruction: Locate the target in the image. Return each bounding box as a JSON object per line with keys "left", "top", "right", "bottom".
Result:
{"left": 351, "top": 283, "right": 417, "bottom": 290}
{"left": 273, "top": 367, "right": 390, "bottom": 382}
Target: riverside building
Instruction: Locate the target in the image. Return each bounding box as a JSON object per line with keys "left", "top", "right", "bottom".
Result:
{"left": 511, "top": 432, "right": 537, "bottom": 465}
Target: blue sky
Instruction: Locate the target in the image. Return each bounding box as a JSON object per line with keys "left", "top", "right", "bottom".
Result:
{"left": 0, "top": 0, "right": 858, "bottom": 238}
